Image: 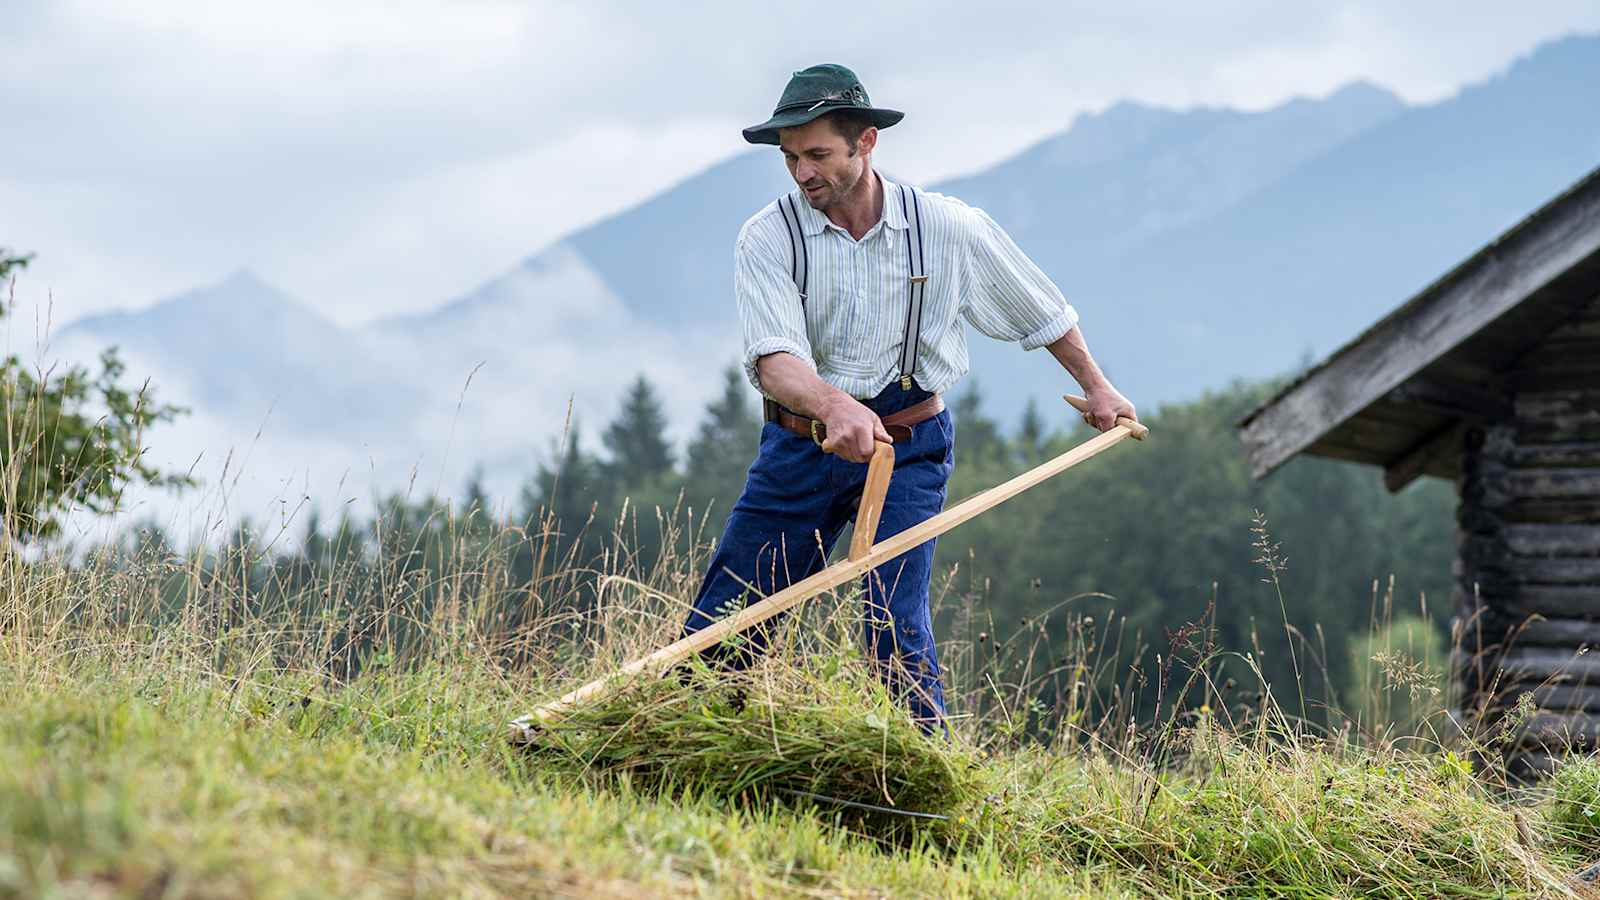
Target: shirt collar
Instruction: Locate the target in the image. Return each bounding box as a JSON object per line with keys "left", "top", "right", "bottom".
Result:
{"left": 793, "top": 170, "right": 909, "bottom": 236}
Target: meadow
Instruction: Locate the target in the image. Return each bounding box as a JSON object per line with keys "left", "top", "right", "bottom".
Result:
{"left": 4, "top": 481, "right": 1600, "bottom": 899}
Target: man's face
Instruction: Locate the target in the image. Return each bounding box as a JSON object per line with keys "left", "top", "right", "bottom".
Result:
{"left": 778, "top": 117, "right": 875, "bottom": 210}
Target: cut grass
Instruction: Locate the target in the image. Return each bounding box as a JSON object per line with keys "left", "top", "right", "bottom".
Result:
{"left": 2, "top": 502, "right": 1599, "bottom": 897}
{"left": 6, "top": 639, "right": 1600, "bottom": 898}
{"left": 0, "top": 656, "right": 1124, "bottom": 898}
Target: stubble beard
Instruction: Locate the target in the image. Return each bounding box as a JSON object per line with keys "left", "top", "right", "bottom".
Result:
{"left": 802, "top": 154, "right": 863, "bottom": 211}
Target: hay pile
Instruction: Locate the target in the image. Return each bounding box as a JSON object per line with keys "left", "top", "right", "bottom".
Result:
{"left": 533, "top": 651, "right": 980, "bottom": 821}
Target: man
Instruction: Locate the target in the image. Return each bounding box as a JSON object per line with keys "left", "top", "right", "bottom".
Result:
{"left": 679, "top": 63, "right": 1137, "bottom": 733}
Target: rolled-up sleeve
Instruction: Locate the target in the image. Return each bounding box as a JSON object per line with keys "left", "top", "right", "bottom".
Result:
{"left": 959, "top": 207, "right": 1078, "bottom": 350}
{"left": 735, "top": 218, "right": 815, "bottom": 391}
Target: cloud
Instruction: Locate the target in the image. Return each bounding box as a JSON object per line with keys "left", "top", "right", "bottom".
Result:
{"left": 3, "top": 0, "right": 1596, "bottom": 330}
{"left": 24, "top": 247, "right": 740, "bottom": 539}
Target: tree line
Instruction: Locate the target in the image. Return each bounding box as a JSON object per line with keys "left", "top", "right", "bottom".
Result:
{"left": 534, "top": 367, "right": 1457, "bottom": 721}
{"left": 97, "top": 364, "right": 1454, "bottom": 721}
{"left": 2, "top": 250, "right": 1454, "bottom": 727}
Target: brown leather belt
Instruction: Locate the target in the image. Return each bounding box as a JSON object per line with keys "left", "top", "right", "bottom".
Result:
{"left": 763, "top": 394, "right": 944, "bottom": 447}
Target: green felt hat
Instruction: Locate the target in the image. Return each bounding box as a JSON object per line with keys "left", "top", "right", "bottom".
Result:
{"left": 742, "top": 63, "right": 904, "bottom": 146}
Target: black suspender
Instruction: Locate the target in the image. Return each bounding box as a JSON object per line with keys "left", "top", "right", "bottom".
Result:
{"left": 778, "top": 194, "right": 808, "bottom": 304}
{"left": 780, "top": 185, "right": 928, "bottom": 391}
{"left": 897, "top": 184, "right": 928, "bottom": 391}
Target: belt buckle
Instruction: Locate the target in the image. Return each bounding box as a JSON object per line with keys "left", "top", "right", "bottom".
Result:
{"left": 810, "top": 419, "right": 825, "bottom": 447}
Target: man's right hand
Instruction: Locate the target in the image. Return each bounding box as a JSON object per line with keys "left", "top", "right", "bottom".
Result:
{"left": 818, "top": 395, "right": 892, "bottom": 463}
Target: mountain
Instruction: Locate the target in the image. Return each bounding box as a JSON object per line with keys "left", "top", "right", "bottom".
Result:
{"left": 396, "top": 73, "right": 1410, "bottom": 428}
{"left": 387, "top": 152, "right": 792, "bottom": 335}
{"left": 61, "top": 270, "right": 417, "bottom": 436}
{"left": 998, "top": 33, "right": 1600, "bottom": 418}
{"left": 936, "top": 81, "right": 1405, "bottom": 267}
{"left": 46, "top": 33, "right": 1600, "bottom": 517}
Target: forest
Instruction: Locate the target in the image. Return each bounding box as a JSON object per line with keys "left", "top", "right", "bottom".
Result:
{"left": 95, "top": 365, "right": 1457, "bottom": 726}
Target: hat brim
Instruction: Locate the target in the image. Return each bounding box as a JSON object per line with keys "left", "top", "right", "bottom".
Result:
{"left": 742, "top": 104, "right": 904, "bottom": 145}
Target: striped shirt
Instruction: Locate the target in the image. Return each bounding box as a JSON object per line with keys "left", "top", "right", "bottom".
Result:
{"left": 735, "top": 171, "right": 1079, "bottom": 399}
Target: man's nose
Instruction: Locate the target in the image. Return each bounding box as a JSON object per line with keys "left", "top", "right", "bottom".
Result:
{"left": 795, "top": 161, "right": 815, "bottom": 183}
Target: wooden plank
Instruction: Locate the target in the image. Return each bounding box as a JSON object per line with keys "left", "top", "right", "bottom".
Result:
{"left": 1508, "top": 443, "right": 1600, "bottom": 469}
{"left": 1515, "top": 390, "right": 1600, "bottom": 443}
{"left": 1501, "top": 499, "right": 1600, "bottom": 525}
{"left": 1503, "top": 524, "right": 1600, "bottom": 557}
{"left": 848, "top": 443, "right": 894, "bottom": 562}
{"left": 1316, "top": 413, "right": 1442, "bottom": 457}
{"left": 1300, "top": 439, "right": 1389, "bottom": 467}
{"left": 1384, "top": 377, "right": 1512, "bottom": 422}
{"left": 1240, "top": 169, "right": 1600, "bottom": 478}
{"left": 1424, "top": 356, "right": 1499, "bottom": 386}
{"left": 1507, "top": 338, "right": 1600, "bottom": 371}
{"left": 1471, "top": 469, "right": 1600, "bottom": 510}
{"left": 508, "top": 415, "right": 1147, "bottom": 737}
{"left": 1493, "top": 646, "right": 1600, "bottom": 683}
{"left": 1549, "top": 320, "right": 1600, "bottom": 341}
{"left": 1505, "top": 340, "right": 1600, "bottom": 392}
{"left": 1384, "top": 422, "right": 1466, "bottom": 493}
{"left": 1503, "top": 468, "right": 1600, "bottom": 500}
{"left": 1500, "top": 585, "right": 1600, "bottom": 619}
{"left": 1466, "top": 556, "right": 1600, "bottom": 585}
{"left": 1493, "top": 684, "right": 1600, "bottom": 713}
{"left": 1500, "top": 616, "right": 1600, "bottom": 648}
{"left": 1509, "top": 368, "right": 1600, "bottom": 393}
{"left": 1545, "top": 295, "right": 1600, "bottom": 339}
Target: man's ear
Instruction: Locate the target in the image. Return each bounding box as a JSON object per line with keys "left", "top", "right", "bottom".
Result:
{"left": 857, "top": 126, "right": 878, "bottom": 157}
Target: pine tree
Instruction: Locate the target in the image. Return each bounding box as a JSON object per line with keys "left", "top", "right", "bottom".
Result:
{"left": 602, "top": 375, "right": 674, "bottom": 489}
{"left": 458, "top": 466, "right": 495, "bottom": 536}
{"left": 951, "top": 378, "right": 1006, "bottom": 467}
{"left": 1017, "top": 397, "right": 1046, "bottom": 463}
{"left": 524, "top": 418, "right": 610, "bottom": 526}
{"left": 684, "top": 365, "right": 761, "bottom": 521}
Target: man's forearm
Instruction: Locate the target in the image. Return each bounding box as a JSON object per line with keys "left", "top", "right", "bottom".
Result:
{"left": 1044, "top": 326, "right": 1111, "bottom": 392}
{"left": 754, "top": 351, "right": 852, "bottom": 420}
{"left": 754, "top": 351, "right": 889, "bottom": 461}
{"left": 1043, "top": 324, "right": 1137, "bottom": 430}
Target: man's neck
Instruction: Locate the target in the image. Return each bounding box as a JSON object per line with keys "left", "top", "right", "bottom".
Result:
{"left": 824, "top": 166, "right": 882, "bottom": 241}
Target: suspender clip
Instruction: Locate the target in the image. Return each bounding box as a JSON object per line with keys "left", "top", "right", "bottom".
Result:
{"left": 909, "top": 275, "right": 929, "bottom": 285}
{"left": 901, "top": 375, "right": 912, "bottom": 391}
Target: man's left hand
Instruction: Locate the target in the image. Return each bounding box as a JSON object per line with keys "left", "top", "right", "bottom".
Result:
{"left": 1081, "top": 384, "right": 1137, "bottom": 432}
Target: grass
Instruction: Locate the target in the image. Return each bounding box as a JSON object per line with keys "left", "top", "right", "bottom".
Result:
{"left": 2, "top": 496, "right": 1600, "bottom": 897}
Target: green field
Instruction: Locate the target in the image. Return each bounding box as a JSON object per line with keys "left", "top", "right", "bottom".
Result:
{"left": 3, "top": 516, "right": 1599, "bottom": 900}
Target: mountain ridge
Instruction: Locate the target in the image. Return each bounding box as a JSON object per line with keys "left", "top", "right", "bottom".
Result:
{"left": 45, "top": 33, "right": 1600, "bottom": 513}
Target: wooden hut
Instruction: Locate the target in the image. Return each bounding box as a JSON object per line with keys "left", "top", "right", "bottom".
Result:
{"left": 1239, "top": 166, "right": 1600, "bottom": 773}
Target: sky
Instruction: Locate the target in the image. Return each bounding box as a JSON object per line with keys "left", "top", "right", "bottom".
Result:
{"left": 4, "top": 1, "right": 1599, "bottom": 330}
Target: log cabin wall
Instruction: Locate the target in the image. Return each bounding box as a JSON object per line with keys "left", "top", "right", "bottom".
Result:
{"left": 1454, "top": 290, "right": 1600, "bottom": 775}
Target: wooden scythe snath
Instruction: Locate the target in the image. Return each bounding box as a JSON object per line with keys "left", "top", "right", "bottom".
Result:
{"left": 507, "top": 395, "right": 1147, "bottom": 743}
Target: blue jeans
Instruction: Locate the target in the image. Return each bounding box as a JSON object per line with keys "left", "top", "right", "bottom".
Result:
{"left": 680, "top": 382, "right": 954, "bottom": 733}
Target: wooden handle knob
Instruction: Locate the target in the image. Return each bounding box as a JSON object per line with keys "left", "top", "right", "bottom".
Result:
{"left": 1063, "top": 394, "right": 1148, "bottom": 441}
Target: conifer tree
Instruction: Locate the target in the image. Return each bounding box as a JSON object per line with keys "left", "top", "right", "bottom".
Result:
{"left": 1017, "top": 397, "right": 1046, "bottom": 463}
{"left": 458, "top": 466, "right": 495, "bottom": 537}
{"left": 951, "top": 378, "right": 1005, "bottom": 467}
{"left": 602, "top": 375, "right": 674, "bottom": 489}
{"left": 684, "top": 365, "right": 760, "bottom": 521}
{"left": 525, "top": 419, "right": 610, "bottom": 526}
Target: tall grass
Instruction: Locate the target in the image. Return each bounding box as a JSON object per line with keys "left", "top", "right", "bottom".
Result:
{"left": 2, "top": 478, "right": 1600, "bottom": 897}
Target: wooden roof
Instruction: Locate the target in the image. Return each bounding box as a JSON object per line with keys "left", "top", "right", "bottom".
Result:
{"left": 1240, "top": 166, "right": 1600, "bottom": 490}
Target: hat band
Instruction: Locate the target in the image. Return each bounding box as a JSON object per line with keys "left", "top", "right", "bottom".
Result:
{"left": 774, "top": 86, "right": 869, "bottom": 114}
